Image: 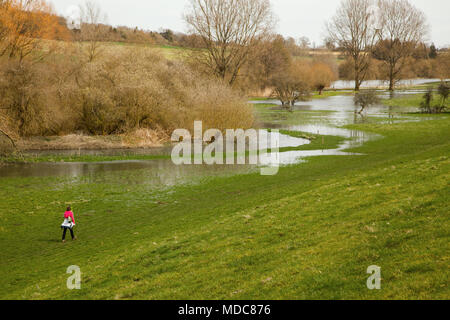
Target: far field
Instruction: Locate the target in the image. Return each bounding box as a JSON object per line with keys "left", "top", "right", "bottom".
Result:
{"left": 103, "top": 42, "right": 345, "bottom": 63}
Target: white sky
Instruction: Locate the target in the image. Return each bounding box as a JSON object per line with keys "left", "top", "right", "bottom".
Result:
{"left": 51, "top": 0, "right": 450, "bottom": 47}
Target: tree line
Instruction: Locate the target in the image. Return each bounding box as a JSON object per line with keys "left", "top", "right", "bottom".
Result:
{"left": 183, "top": 0, "right": 448, "bottom": 105}
{"left": 326, "top": 0, "right": 450, "bottom": 91}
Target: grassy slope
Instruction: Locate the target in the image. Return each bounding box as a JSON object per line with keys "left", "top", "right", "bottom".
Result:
{"left": 0, "top": 116, "right": 449, "bottom": 300}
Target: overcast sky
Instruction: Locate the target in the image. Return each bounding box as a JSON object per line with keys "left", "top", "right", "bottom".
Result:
{"left": 52, "top": 0, "right": 450, "bottom": 47}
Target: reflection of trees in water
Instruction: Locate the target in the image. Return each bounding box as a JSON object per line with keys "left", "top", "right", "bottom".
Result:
{"left": 353, "top": 104, "right": 396, "bottom": 125}
{"left": 353, "top": 110, "right": 367, "bottom": 124}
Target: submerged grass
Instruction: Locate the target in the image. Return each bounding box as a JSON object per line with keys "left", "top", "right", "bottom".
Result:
{"left": 382, "top": 93, "right": 448, "bottom": 109}
{"left": 1, "top": 131, "right": 340, "bottom": 164}
{"left": 0, "top": 153, "right": 171, "bottom": 164}
{"left": 249, "top": 90, "right": 354, "bottom": 102}
{"left": 0, "top": 111, "right": 449, "bottom": 300}
{"left": 279, "top": 130, "right": 346, "bottom": 151}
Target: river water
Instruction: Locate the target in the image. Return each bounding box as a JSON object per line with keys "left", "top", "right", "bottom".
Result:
{"left": 0, "top": 92, "right": 426, "bottom": 184}
{"left": 330, "top": 78, "right": 446, "bottom": 89}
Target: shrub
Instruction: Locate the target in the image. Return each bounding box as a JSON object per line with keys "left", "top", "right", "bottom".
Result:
{"left": 437, "top": 82, "right": 449, "bottom": 109}
{"left": 311, "top": 62, "right": 336, "bottom": 94}
{"left": 420, "top": 89, "right": 434, "bottom": 114}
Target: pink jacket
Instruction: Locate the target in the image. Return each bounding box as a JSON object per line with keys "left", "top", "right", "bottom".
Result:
{"left": 64, "top": 211, "right": 76, "bottom": 224}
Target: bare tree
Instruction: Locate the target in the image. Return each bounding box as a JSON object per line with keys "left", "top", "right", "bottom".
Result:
{"left": 184, "top": 0, "right": 274, "bottom": 85}
{"left": 354, "top": 90, "right": 379, "bottom": 113}
{"left": 326, "top": 0, "right": 379, "bottom": 91}
{"left": 78, "top": 0, "right": 107, "bottom": 62}
{"left": 374, "top": 0, "right": 428, "bottom": 91}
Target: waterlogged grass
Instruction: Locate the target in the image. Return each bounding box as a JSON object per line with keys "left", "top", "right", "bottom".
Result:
{"left": 0, "top": 116, "right": 449, "bottom": 300}
{"left": 0, "top": 153, "right": 171, "bottom": 164}
{"left": 101, "top": 42, "right": 193, "bottom": 61}
{"left": 279, "top": 130, "right": 346, "bottom": 151}
{"left": 402, "top": 81, "right": 447, "bottom": 91}
{"left": 249, "top": 90, "right": 353, "bottom": 102}
{"left": 310, "top": 90, "right": 354, "bottom": 99}
{"left": 382, "top": 93, "right": 448, "bottom": 109}
{"left": 1, "top": 131, "right": 341, "bottom": 164}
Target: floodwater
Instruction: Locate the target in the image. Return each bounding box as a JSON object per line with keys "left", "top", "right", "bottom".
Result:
{"left": 0, "top": 91, "right": 426, "bottom": 183}
{"left": 330, "top": 78, "right": 446, "bottom": 89}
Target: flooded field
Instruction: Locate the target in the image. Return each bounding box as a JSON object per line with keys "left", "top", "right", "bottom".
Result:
{"left": 0, "top": 91, "right": 427, "bottom": 182}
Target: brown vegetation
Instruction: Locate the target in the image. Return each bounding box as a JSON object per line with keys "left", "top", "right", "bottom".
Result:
{"left": 0, "top": 46, "right": 253, "bottom": 139}
{"left": 0, "top": 0, "right": 254, "bottom": 154}
{"left": 0, "top": 0, "right": 69, "bottom": 61}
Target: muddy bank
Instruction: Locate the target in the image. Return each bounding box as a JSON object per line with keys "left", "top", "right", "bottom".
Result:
{"left": 14, "top": 129, "right": 170, "bottom": 151}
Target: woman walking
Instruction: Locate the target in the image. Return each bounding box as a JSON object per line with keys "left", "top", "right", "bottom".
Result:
{"left": 61, "top": 206, "right": 77, "bottom": 242}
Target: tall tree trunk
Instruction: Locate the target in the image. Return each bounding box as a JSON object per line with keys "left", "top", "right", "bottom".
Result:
{"left": 389, "top": 67, "right": 394, "bottom": 91}
{"left": 354, "top": 63, "right": 360, "bottom": 91}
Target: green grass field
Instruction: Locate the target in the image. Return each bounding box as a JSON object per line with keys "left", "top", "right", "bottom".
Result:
{"left": 0, "top": 109, "right": 449, "bottom": 299}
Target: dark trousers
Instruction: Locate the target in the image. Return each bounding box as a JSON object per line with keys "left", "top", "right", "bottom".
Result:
{"left": 62, "top": 227, "right": 74, "bottom": 240}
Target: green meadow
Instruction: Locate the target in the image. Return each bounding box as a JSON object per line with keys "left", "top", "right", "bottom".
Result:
{"left": 0, "top": 102, "right": 449, "bottom": 299}
{"left": 382, "top": 93, "right": 449, "bottom": 109}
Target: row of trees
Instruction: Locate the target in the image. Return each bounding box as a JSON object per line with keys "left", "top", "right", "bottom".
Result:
{"left": 339, "top": 51, "right": 450, "bottom": 82}
{"left": 327, "top": 0, "right": 429, "bottom": 91}
{"left": 184, "top": 0, "right": 447, "bottom": 98}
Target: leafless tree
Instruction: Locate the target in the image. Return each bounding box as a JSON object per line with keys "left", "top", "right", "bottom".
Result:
{"left": 326, "top": 0, "right": 379, "bottom": 91}
{"left": 354, "top": 90, "right": 379, "bottom": 113}
{"left": 374, "top": 0, "right": 428, "bottom": 91}
{"left": 78, "top": 0, "right": 107, "bottom": 62}
{"left": 184, "top": 0, "right": 275, "bottom": 85}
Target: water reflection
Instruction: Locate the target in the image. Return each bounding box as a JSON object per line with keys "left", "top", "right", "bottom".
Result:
{"left": 0, "top": 131, "right": 310, "bottom": 179}
{"left": 0, "top": 160, "right": 257, "bottom": 184}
